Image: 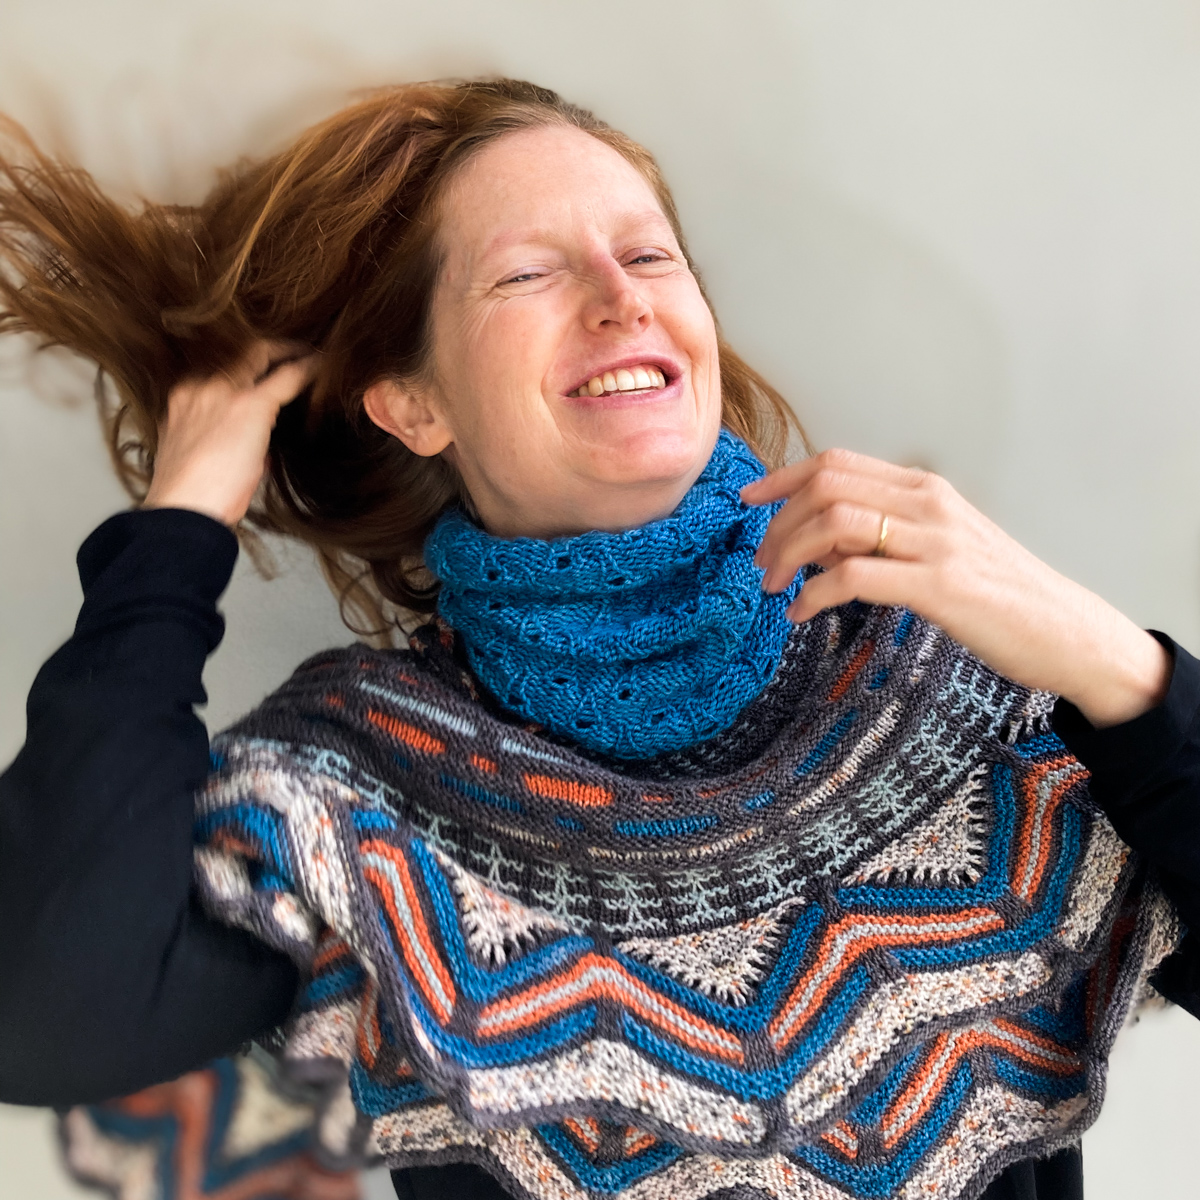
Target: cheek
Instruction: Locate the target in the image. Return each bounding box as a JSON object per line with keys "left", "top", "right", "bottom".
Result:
{"left": 672, "top": 295, "right": 722, "bottom": 415}
{"left": 655, "top": 276, "right": 718, "bottom": 363}
{"left": 451, "top": 304, "right": 562, "bottom": 422}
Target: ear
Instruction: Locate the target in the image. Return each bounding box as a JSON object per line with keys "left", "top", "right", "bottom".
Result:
{"left": 363, "top": 378, "right": 454, "bottom": 457}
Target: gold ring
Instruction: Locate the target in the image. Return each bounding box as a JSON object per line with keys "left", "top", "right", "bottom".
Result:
{"left": 873, "top": 513, "right": 890, "bottom": 558}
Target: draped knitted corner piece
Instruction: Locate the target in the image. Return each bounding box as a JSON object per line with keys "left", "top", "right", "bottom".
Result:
{"left": 60, "top": 1051, "right": 361, "bottom": 1200}
{"left": 423, "top": 429, "right": 802, "bottom": 759}
{"left": 63, "top": 603, "right": 1181, "bottom": 1200}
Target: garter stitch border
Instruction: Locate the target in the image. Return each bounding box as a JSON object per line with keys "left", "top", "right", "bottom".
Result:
{"left": 158, "top": 599, "right": 1182, "bottom": 1200}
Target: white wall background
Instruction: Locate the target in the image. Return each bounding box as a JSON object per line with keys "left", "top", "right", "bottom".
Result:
{"left": 2, "top": 1, "right": 1200, "bottom": 1197}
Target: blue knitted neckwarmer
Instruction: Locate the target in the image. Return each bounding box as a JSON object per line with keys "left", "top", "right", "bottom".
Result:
{"left": 424, "top": 430, "right": 801, "bottom": 759}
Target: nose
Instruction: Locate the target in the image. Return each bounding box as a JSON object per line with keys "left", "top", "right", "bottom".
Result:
{"left": 580, "top": 255, "right": 653, "bottom": 335}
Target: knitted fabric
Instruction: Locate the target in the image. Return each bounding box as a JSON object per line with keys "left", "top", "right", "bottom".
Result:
{"left": 65, "top": 603, "right": 1180, "bottom": 1200}
{"left": 423, "top": 430, "right": 803, "bottom": 759}
{"left": 61, "top": 1053, "right": 360, "bottom": 1200}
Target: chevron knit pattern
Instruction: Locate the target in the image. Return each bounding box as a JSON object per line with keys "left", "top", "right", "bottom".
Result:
{"left": 66, "top": 598, "right": 1181, "bottom": 1200}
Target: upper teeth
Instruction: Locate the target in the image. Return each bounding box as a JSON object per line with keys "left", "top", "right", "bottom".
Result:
{"left": 574, "top": 365, "right": 666, "bottom": 397}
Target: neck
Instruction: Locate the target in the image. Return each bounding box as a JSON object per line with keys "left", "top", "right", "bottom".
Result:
{"left": 450, "top": 436, "right": 718, "bottom": 540}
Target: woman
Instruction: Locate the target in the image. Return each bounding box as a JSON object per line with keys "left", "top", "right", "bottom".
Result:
{"left": 1, "top": 78, "right": 1199, "bottom": 1200}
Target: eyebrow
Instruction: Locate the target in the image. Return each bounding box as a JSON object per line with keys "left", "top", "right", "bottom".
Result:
{"left": 474, "top": 208, "right": 676, "bottom": 264}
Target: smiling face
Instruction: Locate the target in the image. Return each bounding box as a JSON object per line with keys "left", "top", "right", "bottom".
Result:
{"left": 363, "top": 123, "right": 723, "bottom": 540}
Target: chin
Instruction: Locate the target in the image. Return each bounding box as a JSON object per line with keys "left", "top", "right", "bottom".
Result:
{"left": 587, "top": 424, "right": 714, "bottom": 488}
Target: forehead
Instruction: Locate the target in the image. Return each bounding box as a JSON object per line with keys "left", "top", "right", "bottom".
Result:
{"left": 437, "top": 125, "right": 670, "bottom": 263}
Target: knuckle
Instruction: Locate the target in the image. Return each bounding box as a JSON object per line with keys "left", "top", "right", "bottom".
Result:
{"left": 917, "top": 470, "right": 950, "bottom": 500}
{"left": 839, "top": 556, "right": 869, "bottom": 588}
{"left": 825, "top": 500, "right": 858, "bottom": 530}
{"left": 916, "top": 478, "right": 953, "bottom": 520}
{"left": 809, "top": 466, "right": 850, "bottom": 505}
{"left": 820, "top": 447, "right": 857, "bottom": 470}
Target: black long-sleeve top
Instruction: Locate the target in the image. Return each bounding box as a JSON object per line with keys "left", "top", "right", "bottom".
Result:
{"left": 3, "top": 509, "right": 1200, "bottom": 1200}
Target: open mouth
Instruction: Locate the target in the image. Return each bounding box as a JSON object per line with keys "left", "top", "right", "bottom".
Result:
{"left": 570, "top": 364, "right": 668, "bottom": 399}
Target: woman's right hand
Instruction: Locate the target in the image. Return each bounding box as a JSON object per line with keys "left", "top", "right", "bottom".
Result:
{"left": 142, "top": 341, "right": 318, "bottom": 527}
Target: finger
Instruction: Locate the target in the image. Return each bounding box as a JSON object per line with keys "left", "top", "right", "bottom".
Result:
{"left": 253, "top": 340, "right": 318, "bottom": 384}
{"left": 250, "top": 353, "right": 320, "bottom": 410}
{"left": 785, "top": 555, "right": 931, "bottom": 623}
{"left": 754, "top": 471, "right": 935, "bottom": 574}
{"left": 760, "top": 507, "right": 929, "bottom": 594}
{"left": 226, "top": 341, "right": 275, "bottom": 387}
{"left": 221, "top": 338, "right": 312, "bottom": 388}
{"left": 741, "top": 448, "right": 928, "bottom": 505}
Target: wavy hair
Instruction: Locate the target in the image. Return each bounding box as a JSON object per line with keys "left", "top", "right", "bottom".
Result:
{"left": 0, "top": 78, "right": 809, "bottom": 635}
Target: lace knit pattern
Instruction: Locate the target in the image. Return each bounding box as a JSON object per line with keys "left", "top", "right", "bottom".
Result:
{"left": 134, "top": 602, "right": 1180, "bottom": 1200}
{"left": 423, "top": 431, "right": 803, "bottom": 759}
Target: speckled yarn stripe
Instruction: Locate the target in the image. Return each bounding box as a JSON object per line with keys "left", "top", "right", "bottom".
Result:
{"left": 424, "top": 430, "right": 803, "bottom": 759}
{"left": 120, "top": 595, "right": 1180, "bottom": 1200}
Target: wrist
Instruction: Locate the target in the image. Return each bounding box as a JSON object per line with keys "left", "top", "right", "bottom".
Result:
{"left": 1063, "top": 619, "right": 1172, "bottom": 729}
{"left": 143, "top": 479, "right": 247, "bottom": 528}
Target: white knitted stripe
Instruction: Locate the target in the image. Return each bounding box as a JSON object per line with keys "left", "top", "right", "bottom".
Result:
{"left": 466, "top": 1038, "right": 767, "bottom": 1146}
{"left": 618, "top": 1151, "right": 854, "bottom": 1200}
{"left": 369, "top": 1101, "right": 487, "bottom": 1156}
{"left": 358, "top": 680, "right": 480, "bottom": 736}
{"left": 1057, "top": 817, "right": 1129, "bottom": 951}
{"left": 586, "top": 824, "right": 764, "bottom": 864}
{"left": 785, "top": 952, "right": 1052, "bottom": 1128}
{"left": 896, "top": 1086, "right": 1087, "bottom": 1199}
{"left": 488, "top": 1126, "right": 588, "bottom": 1200}
{"left": 286, "top": 999, "right": 361, "bottom": 1067}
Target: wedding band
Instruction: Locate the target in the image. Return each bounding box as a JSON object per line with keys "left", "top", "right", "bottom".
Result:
{"left": 873, "top": 513, "right": 890, "bottom": 558}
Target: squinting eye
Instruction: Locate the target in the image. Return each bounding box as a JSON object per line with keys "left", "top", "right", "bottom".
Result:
{"left": 502, "top": 271, "right": 541, "bottom": 284}
{"left": 629, "top": 254, "right": 661, "bottom": 265}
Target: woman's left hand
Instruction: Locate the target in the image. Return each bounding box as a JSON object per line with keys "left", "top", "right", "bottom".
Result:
{"left": 740, "top": 448, "right": 1170, "bottom": 728}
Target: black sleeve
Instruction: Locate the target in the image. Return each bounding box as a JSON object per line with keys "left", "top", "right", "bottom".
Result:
{"left": 1053, "top": 633, "right": 1200, "bottom": 1016}
{"left": 0, "top": 508, "right": 299, "bottom": 1107}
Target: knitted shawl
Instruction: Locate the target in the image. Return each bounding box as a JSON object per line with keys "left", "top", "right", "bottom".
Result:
{"left": 65, "top": 601, "right": 1179, "bottom": 1200}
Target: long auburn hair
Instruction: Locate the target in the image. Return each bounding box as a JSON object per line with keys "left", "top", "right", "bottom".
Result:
{"left": 0, "top": 78, "right": 809, "bottom": 635}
